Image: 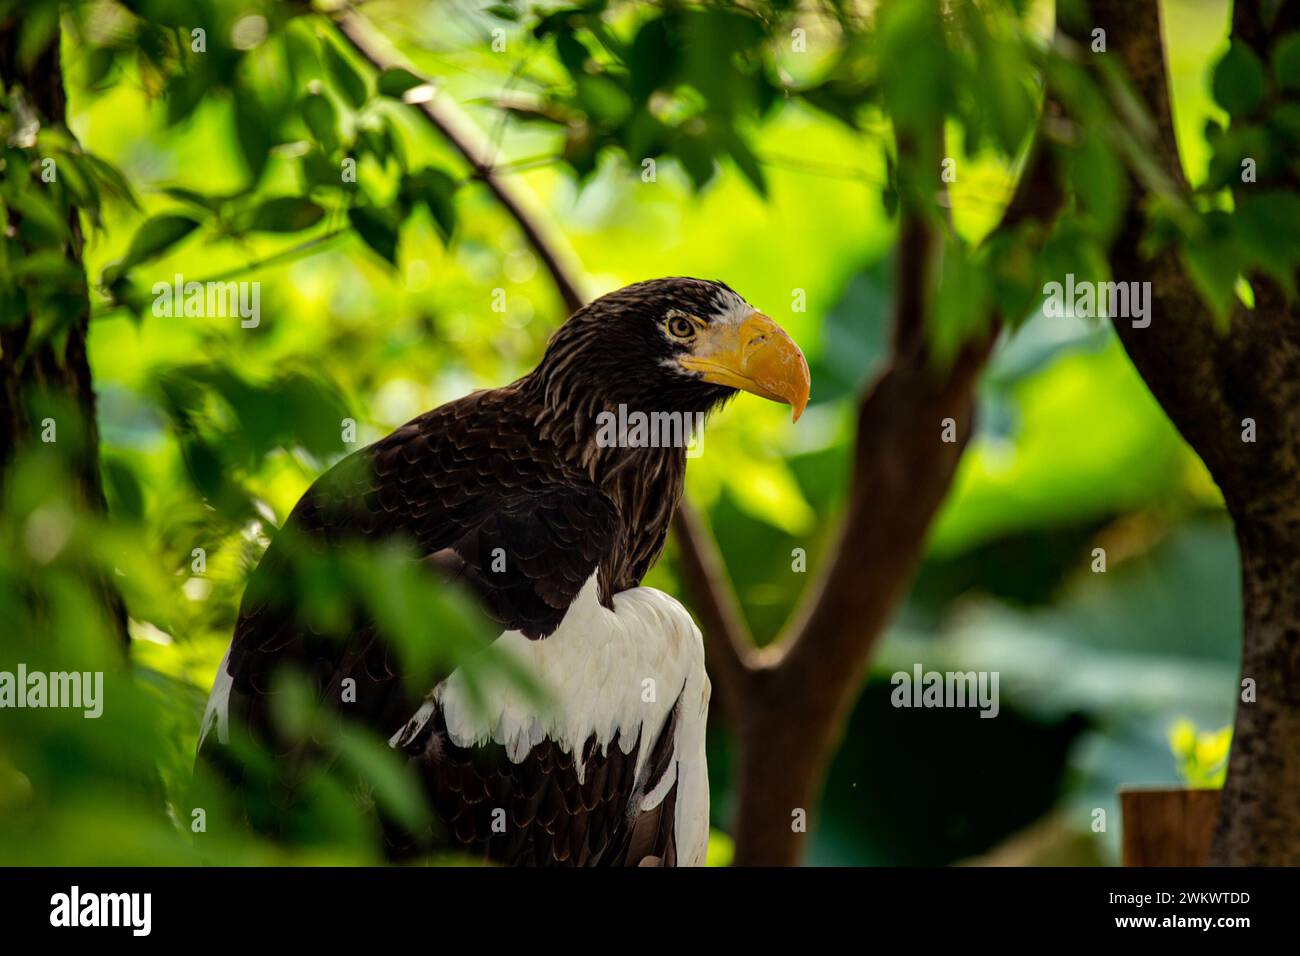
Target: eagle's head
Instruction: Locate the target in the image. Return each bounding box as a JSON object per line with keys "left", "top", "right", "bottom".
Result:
{"left": 537, "top": 277, "right": 811, "bottom": 423}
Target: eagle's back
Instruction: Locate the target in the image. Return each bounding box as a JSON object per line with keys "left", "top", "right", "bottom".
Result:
{"left": 195, "top": 384, "right": 709, "bottom": 865}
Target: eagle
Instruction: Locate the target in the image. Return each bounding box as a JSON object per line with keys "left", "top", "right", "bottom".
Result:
{"left": 195, "top": 277, "right": 809, "bottom": 866}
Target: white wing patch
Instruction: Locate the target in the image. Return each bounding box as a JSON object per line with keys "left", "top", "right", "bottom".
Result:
{"left": 198, "top": 645, "right": 233, "bottom": 750}
{"left": 390, "top": 572, "right": 712, "bottom": 866}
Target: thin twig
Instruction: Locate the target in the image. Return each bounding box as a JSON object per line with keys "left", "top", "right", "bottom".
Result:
{"left": 334, "top": 11, "right": 587, "bottom": 314}
{"left": 190, "top": 229, "right": 347, "bottom": 285}
{"left": 332, "top": 8, "right": 760, "bottom": 705}
{"left": 671, "top": 502, "right": 756, "bottom": 716}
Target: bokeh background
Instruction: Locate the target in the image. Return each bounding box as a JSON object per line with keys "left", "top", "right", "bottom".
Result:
{"left": 0, "top": 0, "right": 1240, "bottom": 864}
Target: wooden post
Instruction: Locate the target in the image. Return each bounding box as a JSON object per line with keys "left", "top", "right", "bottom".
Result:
{"left": 1120, "top": 788, "right": 1220, "bottom": 866}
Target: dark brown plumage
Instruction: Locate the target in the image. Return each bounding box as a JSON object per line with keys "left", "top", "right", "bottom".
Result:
{"left": 195, "top": 277, "right": 809, "bottom": 865}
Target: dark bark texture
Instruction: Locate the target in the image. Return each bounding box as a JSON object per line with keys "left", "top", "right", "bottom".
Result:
{"left": 1088, "top": 0, "right": 1300, "bottom": 864}
{"left": 0, "top": 19, "right": 127, "bottom": 645}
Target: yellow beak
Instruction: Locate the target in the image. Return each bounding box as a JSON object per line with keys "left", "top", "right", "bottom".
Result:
{"left": 679, "top": 311, "right": 811, "bottom": 422}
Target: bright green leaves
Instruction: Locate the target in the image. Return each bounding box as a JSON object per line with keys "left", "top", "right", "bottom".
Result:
{"left": 957, "top": 3, "right": 1036, "bottom": 158}
{"left": 1182, "top": 190, "right": 1300, "bottom": 319}
{"left": 96, "top": 207, "right": 200, "bottom": 305}
{"left": 1186, "top": 31, "right": 1300, "bottom": 321}
{"left": 344, "top": 165, "right": 460, "bottom": 263}
{"left": 877, "top": 1, "right": 954, "bottom": 150}
{"left": 517, "top": 5, "right": 778, "bottom": 192}
{"left": 0, "top": 116, "right": 140, "bottom": 332}
{"left": 1169, "top": 719, "right": 1231, "bottom": 789}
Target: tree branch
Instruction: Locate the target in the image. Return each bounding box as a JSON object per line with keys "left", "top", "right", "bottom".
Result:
{"left": 334, "top": 12, "right": 586, "bottom": 314}
{"left": 671, "top": 501, "right": 756, "bottom": 716}
{"left": 725, "top": 126, "right": 1063, "bottom": 863}
{"left": 334, "top": 9, "right": 760, "bottom": 719}
{"left": 775, "top": 136, "right": 1062, "bottom": 685}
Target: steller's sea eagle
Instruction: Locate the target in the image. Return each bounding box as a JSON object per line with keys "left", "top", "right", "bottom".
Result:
{"left": 196, "top": 277, "right": 809, "bottom": 866}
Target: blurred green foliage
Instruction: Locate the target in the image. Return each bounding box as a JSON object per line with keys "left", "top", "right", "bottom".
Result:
{"left": 0, "top": 0, "right": 1256, "bottom": 864}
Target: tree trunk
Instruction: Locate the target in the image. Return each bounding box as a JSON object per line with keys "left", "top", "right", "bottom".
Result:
{"left": 719, "top": 133, "right": 1063, "bottom": 864}
{"left": 0, "top": 18, "right": 127, "bottom": 646}
{"left": 1085, "top": 0, "right": 1300, "bottom": 864}
{"left": 1213, "top": 518, "right": 1300, "bottom": 863}
{"left": 729, "top": 343, "right": 987, "bottom": 865}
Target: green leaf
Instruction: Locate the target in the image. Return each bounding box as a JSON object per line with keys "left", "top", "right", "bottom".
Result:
{"left": 402, "top": 167, "right": 458, "bottom": 242}
{"left": 931, "top": 238, "right": 993, "bottom": 367}
{"left": 722, "top": 128, "right": 766, "bottom": 197}
{"left": 1212, "top": 41, "right": 1267, "bottom": 118}
{"left": 323, "top": 40, "right": 368, "bottom": 109}
{"left": 1070, "top": 134, "right": 1127, "bottom": 242}
{"left": 334, "top": 726, "right": 432, "bottom": 832}
{"left": 8, "top": 191, "right": 70, "bottom": 247}
{"left": 877, "top": 1, "right": 952, "bottom": 138}
{"left": 299, "top": 148, "right": 342, "bottom": 190}
{"left": 79, "top": 153, "right": 139, "bottom": 209}
{"left": 1271, "top": 32, "right": 1300, "bottom": 92}
{"left": 575, "top": 75, "right": 632, "bottom": 124}
{"left": 123, "top": 215, "right": 200, "bottom": 268}
{"left": 485, "top": 3, "right": 519, "bottom": 21}
{"left": 376, "top": 67, "right": 424, "bottom": 99}
{"left": 628, "top": 17, "right": 675, "bottom": 105}
{"left": 1181, "top": 212, "right": 1241, "bottom": 326}
{"left": 233, "top": 93, "right": 274, "bottom": 185}
{"left": 158, "top": 186, "right": 223, "bottom": 213}
{"left": 300, "top": 92, "right": 339, "bottom": 153}
{"left": 17, "top": 1, "right": 59, "bottom": 70}
{"left": 248, "top": 197, "right": 325, "bottom": 232}
{"left": 1269, "top": 103, "right": 1300, "bottom": 145}
{"left": 347, "top": 205, "right": 399, "bottom": 264}
{"left": 13, "top": 250, "right": 83, "bottom": 287}
{"left": 103, "top": 457, "right": 145, "bottom": 522}
{"left": 674, "top": 133, "right": 716, "bottom": 191}
{"left": 1234, "top": 190, "right": 1300, "bottom": 295}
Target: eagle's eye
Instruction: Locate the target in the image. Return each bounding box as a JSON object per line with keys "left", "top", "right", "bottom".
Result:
{"left": 665, "top": 314, "right": 698, "bottom": 341}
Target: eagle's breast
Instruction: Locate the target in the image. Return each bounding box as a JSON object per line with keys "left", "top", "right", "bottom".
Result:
{"left": 389, "top": 572, "right": 711, "bottom": 865}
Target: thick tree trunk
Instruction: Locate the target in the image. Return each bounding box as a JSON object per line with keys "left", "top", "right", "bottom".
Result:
{"left": 1215, "top": 520, "right": 1300, "bottom": 863}
{"left": 720, "top": 142, "right": 1063, "bottom": 865}
{"left": 0, "top": 19, "right": 127, "bottom": 645}
{"left": 729, "top": 344, "right": 986, "bottom": 865}
{"left": 1086, "top": 0, "right": 1300, "bottom": 863}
